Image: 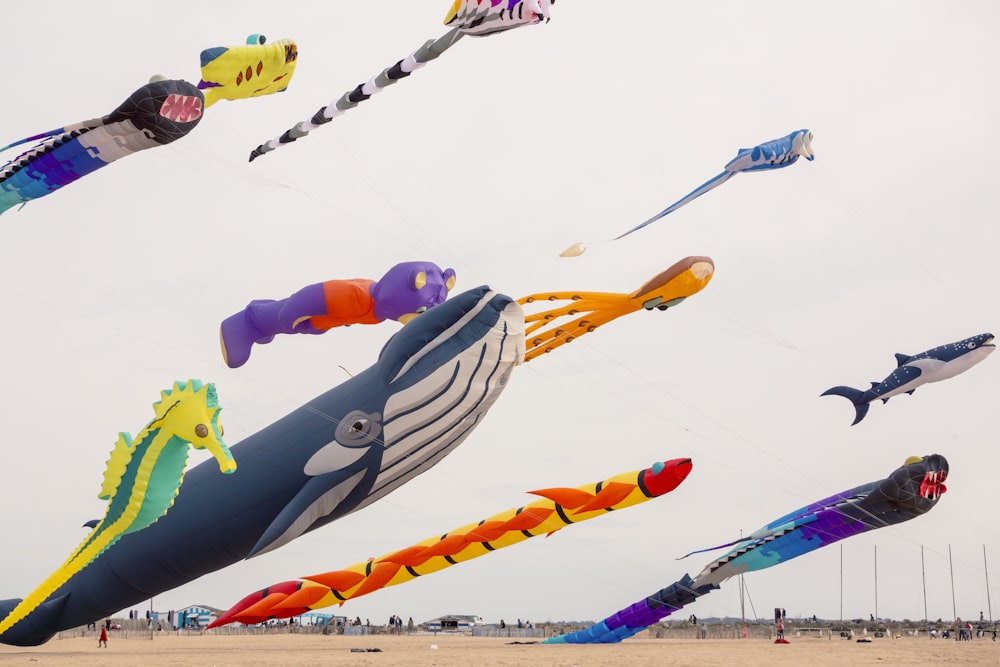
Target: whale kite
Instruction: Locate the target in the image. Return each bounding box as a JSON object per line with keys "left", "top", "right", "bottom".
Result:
{"left": 0, "top": 260, "right": 715, "bottom": 646}
{"left": 0, "top": 286, "right": 522, "bottom": 646}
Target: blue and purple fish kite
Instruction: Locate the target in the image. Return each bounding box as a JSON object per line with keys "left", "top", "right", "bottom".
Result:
{"left": 0, "top": 78, "right": 203, "bottom": 216}
{"left": 546, "top": 453, "right": 946, "bottom": 643}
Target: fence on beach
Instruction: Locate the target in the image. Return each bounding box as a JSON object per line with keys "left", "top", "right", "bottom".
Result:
{"left": 57, "top": 617, "right": 995, "bottom": 642}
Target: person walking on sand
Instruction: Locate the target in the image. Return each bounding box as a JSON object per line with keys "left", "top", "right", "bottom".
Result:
{"left": 98, "top": 626, "right": 108, "bottom": 648}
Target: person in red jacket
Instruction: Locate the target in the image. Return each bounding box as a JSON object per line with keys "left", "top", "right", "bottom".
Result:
{"left": 98, "top": 626, "right": 108, "bottom": 648}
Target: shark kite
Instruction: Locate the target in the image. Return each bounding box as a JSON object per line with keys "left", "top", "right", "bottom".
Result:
{"left": 546, "top": 454, "right": 948, "bottom": 643}
{"left": 822, "top": 332, "right": 994, "bottom": 425}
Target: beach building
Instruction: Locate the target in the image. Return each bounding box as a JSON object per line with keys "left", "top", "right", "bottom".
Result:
{"left": 424, "top": 615, "right": 481, "bottom": 632}
{"left": 296, "top": 612, "right": 341, "bottom": 627}
{"left": 176, "top": 604, "right": 223, "bottom": 629}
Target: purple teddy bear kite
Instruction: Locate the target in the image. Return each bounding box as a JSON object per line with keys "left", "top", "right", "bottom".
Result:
{"left": 220, "top": 261, "right": 457, "bottom": 368}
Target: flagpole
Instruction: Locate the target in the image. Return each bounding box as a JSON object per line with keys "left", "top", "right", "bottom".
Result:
{"left": 874, "top": 545, "right": 878, "bottom": 623}
{"left": 739, "top": 529, "right": 746, "bottom": 625}
{"left": 949, "top": 545, "right": 957, "bottom": 622}
{"left": 921, "top": 545, "right": 929, "bottom": 636}
{"left": 840, "top": 544, "right": 844, "bottom": 625}
{"left": 984, "top": 545, "right": 993, "bottom": 624}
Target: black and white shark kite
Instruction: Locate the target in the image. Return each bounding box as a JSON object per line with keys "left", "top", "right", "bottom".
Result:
{"left": 822, "top": 332, "right": 995, "bottom": 425}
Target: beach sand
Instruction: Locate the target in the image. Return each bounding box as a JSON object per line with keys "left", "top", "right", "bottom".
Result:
{"left": 1, "top": 632, "right": 998, "bottom": 666}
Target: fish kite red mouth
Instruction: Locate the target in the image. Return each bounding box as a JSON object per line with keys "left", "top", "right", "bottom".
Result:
{"left": 919, "top": 469, "right": 947, "bottom": 500}
{"left": 160, "top": 94, "right": 203, "bottom": 123}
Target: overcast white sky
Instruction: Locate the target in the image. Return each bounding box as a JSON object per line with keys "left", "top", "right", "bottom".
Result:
{"left": 2, "top": 1, "right": 999, "bottom": 627}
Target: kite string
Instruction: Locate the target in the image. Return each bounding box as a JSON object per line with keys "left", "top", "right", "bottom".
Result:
{"left": 570, "top": 338, "right": 829, "bottom": 491}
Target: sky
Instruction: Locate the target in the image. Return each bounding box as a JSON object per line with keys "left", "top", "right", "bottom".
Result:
{"left": 1, "top": 1, "right": 999, "bottom": 628}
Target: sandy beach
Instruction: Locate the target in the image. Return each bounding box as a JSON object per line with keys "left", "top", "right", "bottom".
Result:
{"left": 2, "top": 632, "right": 999, "bottom": 666}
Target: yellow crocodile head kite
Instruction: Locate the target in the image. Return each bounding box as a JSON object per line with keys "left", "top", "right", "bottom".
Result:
{"left": 198, "top": 34, "right": 299, "bottom": 108}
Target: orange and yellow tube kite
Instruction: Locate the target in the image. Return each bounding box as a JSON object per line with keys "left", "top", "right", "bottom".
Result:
{"left": 210, "top": 458, "right": 692, "bottom": 626}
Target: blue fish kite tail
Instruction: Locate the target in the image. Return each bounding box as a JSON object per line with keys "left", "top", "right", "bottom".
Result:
{"left": 614, "top": 171, "right": 736, "bottom": 241}
{"left": 820, "top": 385, "right": 870, "bottom": 425}
{"left": 544, "top": 574, "right": 713, "bottom": 644}
{"left": 0, "top": 120, "right": 105, "bottom": 156}
{"left": 676, "top": 537, "right": 745, "bottom": 560}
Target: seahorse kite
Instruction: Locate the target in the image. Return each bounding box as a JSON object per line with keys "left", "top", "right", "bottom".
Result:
{"left": 0, "top": 380, "right": 234, "bottom": 637}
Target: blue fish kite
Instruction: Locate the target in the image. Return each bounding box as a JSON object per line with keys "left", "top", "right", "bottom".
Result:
{"left": 560, "top": 129, "right": 815, "bottom": 257}
{"left": 545, "top": 454, "right": 948, "bottom": 644}
{"left": 822, "top": 332, "right": 995, "bottom": 425}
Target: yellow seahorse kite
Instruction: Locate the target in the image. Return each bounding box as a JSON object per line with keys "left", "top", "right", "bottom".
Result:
{"left": 0, "top": 380, "right": 235, "bottom": 636}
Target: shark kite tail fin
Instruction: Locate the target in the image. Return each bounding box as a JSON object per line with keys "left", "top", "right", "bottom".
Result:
{"left": 820, "top": 385, "right": 870, "bottom": 425}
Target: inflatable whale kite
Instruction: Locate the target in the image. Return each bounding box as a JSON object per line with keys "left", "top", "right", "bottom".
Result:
{"left": 0, "top": 258, "right": 716, "bottom": 646}
{"left": 0, "top": 287, "right": 523, "bottom": 646}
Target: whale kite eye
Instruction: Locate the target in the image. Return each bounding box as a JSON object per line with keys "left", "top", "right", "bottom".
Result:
{"left": 416, "top": 306, "right": 427, "bottom": 314}
{"left": 968, "top": 342, "right": 977, "bottom": 349}
{"left": 195, "top": 424, "right": 209, "bottom": 438}
{"left": 336, "top": 410, "right": 383, "bottom": 447}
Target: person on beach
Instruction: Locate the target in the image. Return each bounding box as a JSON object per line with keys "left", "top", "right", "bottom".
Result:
{"left": 98, "top": 626, "right": 108, "bottom": 648}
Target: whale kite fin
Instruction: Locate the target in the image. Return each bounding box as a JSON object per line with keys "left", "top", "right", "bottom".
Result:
{"left": 248, "top": 469, "right": 369, "bottom": 557}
